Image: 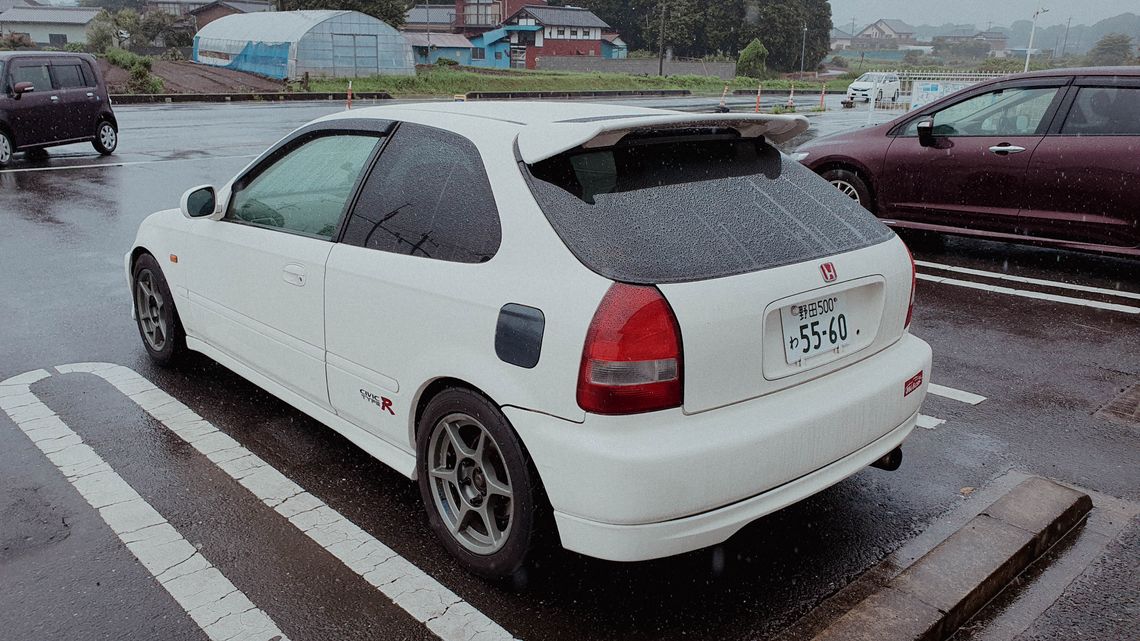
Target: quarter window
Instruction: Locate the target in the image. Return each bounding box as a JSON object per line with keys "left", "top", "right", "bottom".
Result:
{"left": 1061, "top": 87, "right": 1140, "bottom": 135}
{"left": 341, "top": 123, "right": 501, "bottom": 264}
{"left": 916, "top": 87, "right": 1060, "bottom": 137}
{"left": 227, "top": 134, "right": 379, "bottom": 239}
{"left": 11, "top": 63, "right": 52, "bottom": 91}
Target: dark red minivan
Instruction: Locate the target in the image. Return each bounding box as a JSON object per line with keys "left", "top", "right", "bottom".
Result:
{"left": 796, "top": 67, "right": 1140, "bottom": 257}
{"left": 0, "top": 51, "right": 118, "bottom": 167}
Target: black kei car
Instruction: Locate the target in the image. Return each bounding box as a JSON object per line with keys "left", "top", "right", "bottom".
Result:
{"left": 0, "top": 51, "right": 118, "bottom": 166}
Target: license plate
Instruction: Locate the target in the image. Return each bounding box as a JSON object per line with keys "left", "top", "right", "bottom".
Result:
{"left": 780, "top": 294, "right": 852, "bottom": 364}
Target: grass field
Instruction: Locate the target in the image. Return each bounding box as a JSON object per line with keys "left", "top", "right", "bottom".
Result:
{"left": 303, "top": 66, "right": 850, "bottom": 97}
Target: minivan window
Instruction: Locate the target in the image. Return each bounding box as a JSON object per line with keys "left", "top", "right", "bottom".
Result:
{"left": 903, "top": 87, "right": 1060, "bottom": 137}
{"left": 11, "top": 63, "right": 51, "bottom": 91}
{"left": 1061, "top": 87, "right": 1140, "bottom": 135}
{"left": 52, "top": 64, "right": 85, "bottom": 89}
{"left": 526, "top": 134, "right": 893, "bottom": 284}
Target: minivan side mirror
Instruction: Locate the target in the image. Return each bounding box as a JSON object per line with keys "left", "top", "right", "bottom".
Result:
{"left": 11, "top": 81, "right": 34, "bottom": 99}
{"left": 916, "top": 117, "right": 936, "bottom": 147}
{"left": 181, "top": 185, "right": 217, "bottom": 219}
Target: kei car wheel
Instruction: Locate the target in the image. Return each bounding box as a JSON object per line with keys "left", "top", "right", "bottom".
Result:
{"left": 132, "top": 253, "right": 186, "bottom": 366}
{"left": 416, "top": 388, "right": 547, "bottom": 582}
{"left": 0, "top": 130, "right": 12, "bottom": 167}
{"left": 93, "top": 120, "right": 117, "bottom": 155}
{"left": 821, "top": 168, "right": 874, "bottom": 212}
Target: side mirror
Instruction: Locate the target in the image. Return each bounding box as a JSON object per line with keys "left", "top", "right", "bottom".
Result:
{"left": 12, "top": 81, "right": 34, "bottom": 99}
{"left": 916, "top": 117, "right": 935, "bottom": 147}
{"left": 180, "top": 185, "right": 217, "bottom": 219}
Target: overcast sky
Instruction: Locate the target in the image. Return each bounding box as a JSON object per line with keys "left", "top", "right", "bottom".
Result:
{"left": 829, "top": 0, "right": 1138, "bottom": 29}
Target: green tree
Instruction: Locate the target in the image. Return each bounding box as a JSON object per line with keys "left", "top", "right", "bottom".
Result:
{"left": 1086, "top": 33, "right": 1135, "bottom": 66}
{"left": 279, "top": 0, "right": 410, "bottom": 27}
{"left": 86, "top": 18, "right": 115, "bottom": 53}
{"left": 736, "top": 38, "right": 767, "bottom": 77}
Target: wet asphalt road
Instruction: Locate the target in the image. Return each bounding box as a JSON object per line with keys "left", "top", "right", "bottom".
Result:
{"left": 1, "top": 99, "right": 1138, "bottom": 641}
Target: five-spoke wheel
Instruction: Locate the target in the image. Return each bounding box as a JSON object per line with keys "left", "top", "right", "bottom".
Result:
{"left": 131, "top": 253, "right": 185, "bottom": 366}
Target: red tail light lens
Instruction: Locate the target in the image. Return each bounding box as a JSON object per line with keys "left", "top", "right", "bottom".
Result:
{"left": 577, "top": 283, "right": 683, "bottom": 415}
{"left": 904, "top": 245, "right": 916, "bottom": 329}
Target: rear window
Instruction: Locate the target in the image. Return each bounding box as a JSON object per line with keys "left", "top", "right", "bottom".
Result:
{"left": 525, "top": 133, "right": 893, "bottom": 284}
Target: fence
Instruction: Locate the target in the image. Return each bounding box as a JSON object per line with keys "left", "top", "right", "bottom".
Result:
{"left": 535, "top": 56, "right": 738, "bottom": 80}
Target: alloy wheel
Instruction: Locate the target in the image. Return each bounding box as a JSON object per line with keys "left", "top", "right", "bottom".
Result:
{"left": 99, "top": 123, "right": 117, "bottom": 150}
{"left": 134, "top": 270, "right": 167, "bottom": 351}
{"left": 0, "top": 135, "right": 10, "bottom": 165}
{"left": 427, "top": 412, "right": 514, "bottom": 554}
{"left": 830, "top": 179, "right": 862, "bottom": 203}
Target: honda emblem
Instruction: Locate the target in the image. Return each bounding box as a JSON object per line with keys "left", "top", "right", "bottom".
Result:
{"left": 820, "top": 262, "right": 837, "bottom": 282}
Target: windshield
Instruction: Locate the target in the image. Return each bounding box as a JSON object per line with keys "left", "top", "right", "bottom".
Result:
{"left": 857, "top": 73, "right": 885, "bottom": 82}
{"left": 526, "top": 133, "right": 893, "bottom": 284}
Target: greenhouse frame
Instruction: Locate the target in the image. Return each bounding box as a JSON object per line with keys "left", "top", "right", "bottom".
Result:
{"left": 193, "top": 10, "right": 415, "bottom": 80}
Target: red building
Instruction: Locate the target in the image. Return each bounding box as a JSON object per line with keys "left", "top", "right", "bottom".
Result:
{"left": 500, "top": 5, "right": 610, "bottom": 68}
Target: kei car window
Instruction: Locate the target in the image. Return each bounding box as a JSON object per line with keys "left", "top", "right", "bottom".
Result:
{"left": 340, "top": 123, "right": 502, "bottom": 264}
{"left": 52, "top": 64, "right": 85, "bottom": 89}
{"left": 908, "top": 87, "right": 1060, "bottom": 137}
{"left": 227, "top": 134, "right": 379, "bottom": 239}
{"left": 1061, "top": 87, "right": 1140, "bottom": 135}
{"left": 11, "top": 63, "right": 52, "bottom": 91}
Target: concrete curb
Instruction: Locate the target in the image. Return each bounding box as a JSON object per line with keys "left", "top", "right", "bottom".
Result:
{"left": 465, "top": 89, "right": 692, "bottom": 100}
{"left": 110, "top": 91, "right": 393, "bottom": 104}
{"left": 812, "top": 477, "right": 1092, "bottom": 641}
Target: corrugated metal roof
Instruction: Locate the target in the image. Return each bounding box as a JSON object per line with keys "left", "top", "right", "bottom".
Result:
{"left": 195, "top": 9, "right": 357, "bottom": 43}
{"left": 405, "top": 4, "right": 452, "bottom": 25}
{"left": 515, "top": 5, "right": 609, "bottom": 29}
{"left": 0, "top": 6, "right": 99, "bottom": 24}
{"left": 403, "top": 32, "right": 472, "bottom": 48}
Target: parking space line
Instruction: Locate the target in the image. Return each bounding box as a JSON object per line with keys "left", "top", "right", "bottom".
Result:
{"left": 0, "top": 154, "right": 258, "bottom": 174}
{"left": 916, "top": 414, "right": 945, "bottom": 430}
{"left": 928, "top": 384, "right": 986, "bottom": 406}
{"left": 0, "top": 369, "right": 289, "bottom": 641}
{"left": 916, "top": 273, "right": 1140, "bottom": 314}
{"left": 49, "top": 362, "right": 516, "bottom": 641}
{"left": 916, "top": 260, "right": 1140, "bottom": 302}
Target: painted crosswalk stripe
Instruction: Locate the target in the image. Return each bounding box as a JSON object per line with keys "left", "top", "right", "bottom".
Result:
{"left": 48, "top": 362, "right": 516, "bottom": 641}
{"left": 916, "top": 273, "right": 1140, "bottom": 315}
{"left": 0, "top": 369, "right": 289, "bottom": 641}
{"left": 928, "top": 384, "right": 986, "bottom": 406}
{"left": 916, "top": 414, "right": 945, "bottom": 430}
{"left": 916, "top": 260, "right": 1140, "bottom": 302}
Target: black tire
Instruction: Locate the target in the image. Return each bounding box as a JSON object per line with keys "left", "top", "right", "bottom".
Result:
{"left": 820, "top": 168, "right": 875, "bottom": 212}
{"left": 92, "top": 119, "right": 117, "bottom": 155}
{"left": 0, "top": 130, "right": 12, "bottom": 167}
{"left": 892, "top": 90, "right": 899, "bottom": 102}
{"left": 131, "top": 253, "right": 186, "bottom": 367}
{"left": 416, "top": 387, "right": 549, "bottom": 583}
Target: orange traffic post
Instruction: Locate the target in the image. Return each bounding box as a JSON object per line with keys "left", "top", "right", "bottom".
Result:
{"left": 819, "top": 85, "right": 826, "bottom": 110}
{"left": 755, "top": 83, "right": 762, "bottom": 113}
{"left": 347, "top": 80, "right": 353, "bottom": 110}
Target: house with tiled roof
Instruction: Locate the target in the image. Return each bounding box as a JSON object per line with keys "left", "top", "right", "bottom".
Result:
{"left": 0, "top": 6, "right": 99, "bottom": 46}
{"left": 188, "top": 0, "right": 273, "bottom": 32}
{"left": 857, "top": 19, "right": 916, "bottom": 44}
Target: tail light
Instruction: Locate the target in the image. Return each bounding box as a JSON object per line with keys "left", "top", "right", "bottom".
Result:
{"left": 577, "top": 283, "right": 683, "bottom": 415}
{"left": 904, "top": 245, "right": 916, "bottom": 329}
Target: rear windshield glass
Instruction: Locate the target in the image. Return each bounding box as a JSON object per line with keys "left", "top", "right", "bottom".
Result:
{"left": 525, "top": 134, "right": 893, "bottom": 284}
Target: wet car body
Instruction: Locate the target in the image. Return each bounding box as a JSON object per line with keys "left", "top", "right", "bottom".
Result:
{"left": 798, "top": 67, "right": 1140, "bottom": 258}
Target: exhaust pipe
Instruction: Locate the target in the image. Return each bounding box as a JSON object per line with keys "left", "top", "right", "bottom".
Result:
{"left": 871, "top": 446, "right": 903, "bottom": 471}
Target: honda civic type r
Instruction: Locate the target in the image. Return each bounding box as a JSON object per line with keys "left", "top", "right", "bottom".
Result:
{"left": 126, "top": 102, "right": 932, "bottom": 580}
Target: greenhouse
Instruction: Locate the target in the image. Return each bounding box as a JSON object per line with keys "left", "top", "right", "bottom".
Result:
{"left": 192, "top": 10, "right": 415, "bottom": 80}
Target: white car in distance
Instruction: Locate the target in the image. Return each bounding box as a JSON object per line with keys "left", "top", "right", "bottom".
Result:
{"left": 127, "top": 103, "right": 932, "bottom": 581}
{"left": 847, "top": 72, "right": 902, "bottom": 102}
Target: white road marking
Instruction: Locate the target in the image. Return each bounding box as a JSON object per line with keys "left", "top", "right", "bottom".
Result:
{"left": 916, "top": 273, "right": 1140, "bottom": 315}
{"left": 916, "top": 414, "right": 945, "bottom": 430}
{"left": 916, "top": 260, "right": 1140, "bottom": 302}
{"left": 0, "top": 154, "right": 257, "bottom": 174}
{"left": 0, "top": 369, "right": 289, "bottom": 641}
{"left": 49, "top": 362, "right": 516, "bottom": 641}
{"left": 928, "top": 384, "right": 986, "bottom": 406}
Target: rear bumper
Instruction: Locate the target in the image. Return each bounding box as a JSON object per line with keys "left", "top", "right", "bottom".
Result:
{"left": 504, "top": 332, "right": 932, "bottom": 561}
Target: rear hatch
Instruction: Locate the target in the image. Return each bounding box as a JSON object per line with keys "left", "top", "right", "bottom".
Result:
{"left": 524, "top": 127, "right": 909, "bottom": 413}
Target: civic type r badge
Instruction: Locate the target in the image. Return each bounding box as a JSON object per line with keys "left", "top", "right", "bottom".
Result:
{"left": 820, "top": 262, "right": 838, "bottom": 282}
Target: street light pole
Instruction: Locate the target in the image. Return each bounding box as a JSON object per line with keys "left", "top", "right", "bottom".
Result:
{"left": 658, "top": 0, "right": 667, "bottom": 77}
{"left": 800, "top": 22, "right": 807, "bottom": 76}
{"left": 1024, "top": 7, "right": 1048, "bottom": 73}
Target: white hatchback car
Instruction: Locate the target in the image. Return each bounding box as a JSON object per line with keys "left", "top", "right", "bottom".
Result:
{"left": 127, "top": 102, "right": 931, "bottom": 580}
{"left": 847, "top": 72, "right": 902, "bottom": 102}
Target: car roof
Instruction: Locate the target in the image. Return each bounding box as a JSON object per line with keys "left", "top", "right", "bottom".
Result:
{"left": 0, "top": 51, "right": 95, "bottom": 61}
{"left": 1010, "top": 65, "right": 1140, "bottom": 79}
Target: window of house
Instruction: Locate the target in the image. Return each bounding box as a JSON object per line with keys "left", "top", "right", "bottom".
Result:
{"left": 341, "top": 123, "right": 501, "bottom": 264}
{"left": 557, "top": 28, "right": 565, "bottom": 37}
{"left": 472, "top": 47, "right": 486, "bottom": 60}
{"left": 570, "top": 29, "right": 578, "bottom": 37}
{"left": 48, "top": 34, "right": 67, "bottom": 46}
{"left": 495, "top": 51, "right": 503, "bottom": 60}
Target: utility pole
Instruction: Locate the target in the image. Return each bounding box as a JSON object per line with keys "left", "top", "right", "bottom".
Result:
{"left": 658, "top": 0, "right": 667, "bottom": 77}
{"left": 1025, "top": 7, "right": 1048, "bottom": 73}
{"left": 800, "top": 22, "right": 807, "bottom": 76}
{"left": 1060, "top": 16, "right": 1071, "bottom": 58}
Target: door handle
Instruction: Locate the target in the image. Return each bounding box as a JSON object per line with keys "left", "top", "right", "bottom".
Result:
{"left": 86, "top": 92, "right": 95, "bottom": 97}
{"left": 988, "top": 144, "right": 1026, "bottom": 155}
{"left": 282, "top": 264, "right": 306, "bottom": 287}
{"left": 49, "top": 95, "right": 59, "bottom": 102}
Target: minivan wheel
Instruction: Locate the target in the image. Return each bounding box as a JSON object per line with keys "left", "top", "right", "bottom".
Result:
{"left": 0, "top": 131, "right": 12, "bottom": 167}
{"left": 132, "top": 253, "right": 186, "bottom": 366}
{"left": 821, "top": 168, "right": 874, "bottom": 212}
{"left": 93, "top": 120, "right": 117, "bottom": 155}
{"left": 416, "top": 388, "right": 546, "bottom": 582}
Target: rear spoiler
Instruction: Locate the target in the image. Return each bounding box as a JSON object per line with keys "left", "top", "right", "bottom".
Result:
{"left": 516, "top": 113, "right": 810, "bottom": 164}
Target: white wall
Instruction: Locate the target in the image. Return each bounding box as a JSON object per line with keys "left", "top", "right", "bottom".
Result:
{"left": 0, "top": 22, "right": 90, "bottom": 45}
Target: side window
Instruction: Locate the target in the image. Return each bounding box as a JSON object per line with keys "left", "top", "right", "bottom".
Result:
{"left": 11, "top": 63, "right": 52, "bottom": 91}
{"left": 52, "top": 64, "right": 85, "bottom": 89}
{"left": 227, "top": 134, "right": 380, "bottom": 239}
{"left": 80, "top": 61, "right": 97, "bottom": 87}
{"left": 1061, "top": 87, "right": 1140, "bottom": 135}
{"left": 341, "top": 123, "right": 502, "bottom": 264}
{"left": 903, "top": 87, "right": 1060, "bottom": 137}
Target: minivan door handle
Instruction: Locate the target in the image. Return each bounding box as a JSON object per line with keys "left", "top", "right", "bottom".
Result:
{"left": 988, "top": 144, "right": 1026, "bottom": 155}
{"left": 282, "top": 264, "right": 306, "bottom": 287}
{"left": 49, "top": 95, "right": 59, "bottom": 102}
